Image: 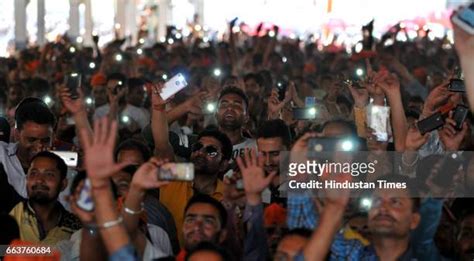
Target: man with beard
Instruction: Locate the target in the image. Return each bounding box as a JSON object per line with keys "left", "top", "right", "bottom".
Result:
{"left": 160, "top": 129, "right": 232, "bottom": 246}
{"left": 176, "top": 194, "right": 228, "bottom": 260}
{"left": 456, "top": 208, "right": 474, "bottom": 261}
{"left": 0, "top": 97, "right": 56, "bottom": 213}
{"left": 216, "top": 87, "right": 257, "bottom": 160}
{"left": 9, "top": 151, "right": 81, "bottom": 245}
{"left": 256, "top": 119, "right": 291, "bottom": 204}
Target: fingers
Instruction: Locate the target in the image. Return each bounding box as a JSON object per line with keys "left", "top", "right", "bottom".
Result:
{"left": 236, "top": 155, "right": 246, "bottom": 171}
{"left": 106, "top": 120, "right": 118, "bottom": 147}
{"left": 250, "top": 149, "right": 257, "bottom": 166}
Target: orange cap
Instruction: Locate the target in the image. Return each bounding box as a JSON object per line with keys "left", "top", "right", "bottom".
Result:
{"left": 90, "top": 73, "right": 106, "bottom": 86}
{"left": 264, "top": 203, "right": 287, "bottom": 227}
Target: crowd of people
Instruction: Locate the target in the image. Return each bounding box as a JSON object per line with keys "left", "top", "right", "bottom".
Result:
{"left": 0, "top": 10, "right": 473, "bottom": 261}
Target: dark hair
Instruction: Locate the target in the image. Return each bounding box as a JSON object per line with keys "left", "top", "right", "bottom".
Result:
{"left": 375, "top": 175, "right": 421, "bottom": 212}
{"left": 0, "top": 214, "right": 19, "bottom": 244}
{"left": 197, "top": 128, "right": 232, "bottom": 161}
{"left": 185, "top": 242, "right": 232, "bottom": 261}
{"left": 257, "top": 119, "right": 292, "bottom": 148}
{"left": 106, "top": 72, "right": 127, "bottom": 84}
{"left": 244, "top": 73, "right": 264, "bottom": 87}
{"left": 30, "top": 151, "right": 68, "bottom": 180}
{"left": 184, "top": 194, "right": 227, "bottom": 228}
{"left": 281, "top": 228, "right": 313, "bottom": 240}
{"left": 27, "top": 77, "right": 51, "bottom": 96}
{"left": 128, "top": 77, "right": 146, "bottom": 91}
{"left": 15, "top": 97, "right": 56, "bottom": 130}
{"left": 320, "top": 119, "right": 358, "bottom": 137}
{"left": 218, "top": 86, "right": 249, "bottom": 109}
{"left": 114, "top": 139, "right": 151, "bottom": 162}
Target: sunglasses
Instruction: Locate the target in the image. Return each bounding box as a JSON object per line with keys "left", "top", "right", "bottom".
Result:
{"left": 191, "top": 142, "right": 220, "bottom": 158}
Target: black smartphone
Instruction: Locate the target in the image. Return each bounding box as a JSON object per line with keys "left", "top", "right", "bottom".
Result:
{"left": 452, "top": 105, "right": 469, "bottom": 130}
{"left": 293, "top": 107, "right": 317, "bottom": 120}
{"left": 448, "top": 79, "right": 465, "bottom": 93}
{"left": 308, "top": 137, "right": 359, "bottom": 153}
{"left": 112, "top": 80, "right": 125, "bottom": 95}
{"left": 276, "top": 81, "right": 288, "bottom": 101}
{"left": 417, "top": 112, "right": 445, "bottom": 135}
{"left": 65, "top": 72, "right": 81, "bottom": 99}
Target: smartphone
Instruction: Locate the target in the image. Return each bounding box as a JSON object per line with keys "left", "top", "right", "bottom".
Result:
{"left": 51, "top": 151, "right": 78, "bottom": 168}
{"left": 276, "top": 81, "right": 287, "bottom": 101}
{"left": 366, "top": 105, "right": 390, "bottom": 142}
{"left": 305, "top": 97, "right": 316, "bottom": 107}
{"left": 160, "top": 73, "right": 188, "bottom": 100}
{"left": 417, "top": 112, "right": 445, "bottom": 135}
{"left": 293, "top": 107, "right": 317, "bottom": 120}
{"left": 452, "top": 3, "right": 474, "bottom": 35}
{"left": 452, "top": 105, "right": 469, "bottom": 130}
{"left": 203, "top": 102, "right": 217, "bottom": 114}
{"left": 76, "top": 178, "right": 94, "bottom": 212}
{"left": 448, "top": 79, "right": 465, "bottom": 93}
{"left": 65, "top": 72, "right": 81, "bottom": 99}
{"left": 158, "top": 163, "right": 194, "bottom": 181}
{"left": 112, "top": 80, "right": 125, "bottom": 95}
{"left": 308, "top": 137, "right": 359, "bottom": 153}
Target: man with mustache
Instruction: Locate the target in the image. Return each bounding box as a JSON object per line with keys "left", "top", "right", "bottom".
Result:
{"left": 160, "top": 129, "right": 232, "bottom": 246}
{"left": 176, "top": 194, "right": 228, "bottom": 261}
{"left": 9, "top": 151, "right": 81, "bottom": 245}
{"left": 0, "top": 97, "right": 56, "bottom": 213}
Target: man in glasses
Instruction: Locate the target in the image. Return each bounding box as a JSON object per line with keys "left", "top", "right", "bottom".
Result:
{"left": 160, "top": 128, "right": 232, "bottom": 246}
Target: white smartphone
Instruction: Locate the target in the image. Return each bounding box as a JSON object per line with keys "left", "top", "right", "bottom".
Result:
{"left": 366, "top": 105, "right": 390, "bottom": 142}
{"left": 452, "top": 3, "right": 474, "bottom": 35}
{"left": 51, "top": 151, "right": 78, "bottom": 168}
{"left": 160, "top": 73, "right": 188, "bottom": 100}
{"left": 76, "top": 178, "right": 94, "bottom": 212}
{"left": 158, "top": 163, "right": 194, "bottom": 181}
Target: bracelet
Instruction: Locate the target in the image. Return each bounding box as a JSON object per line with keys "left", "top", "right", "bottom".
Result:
{"left": 401, "top": 152, "right": 419, "bottom": 167}
{"left": 98, "top": 216, "right": 123, "bottom": 229}
{"left": 123, "top": 203, "right": 144, "bottom": 215}
{"left": 153, "top": 104, "right": 166, "bottom": 112}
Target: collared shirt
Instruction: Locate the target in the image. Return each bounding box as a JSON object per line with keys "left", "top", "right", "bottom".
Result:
{"left": 159, "top": 179, "right": 225, "bottom": 246}
{"left": 0, "top": 142, "right": 28, "bottom": 198}
{"left": 109, "top": 244, "right": 137, "bottom": 261}
{"left": 9, "top": 201, "right": 82, "bottom": 246}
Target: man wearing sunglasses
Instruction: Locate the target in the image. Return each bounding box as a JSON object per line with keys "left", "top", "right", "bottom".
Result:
{"left": 160, "top": 128, "right": 232, "bottom": 247}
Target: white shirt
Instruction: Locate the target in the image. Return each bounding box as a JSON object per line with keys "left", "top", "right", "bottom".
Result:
{"left": 94, "top": 104, "right": 150, "bottom": 130}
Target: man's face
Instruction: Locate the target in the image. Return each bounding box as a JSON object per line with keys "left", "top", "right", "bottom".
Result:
{"left": 112, "top": 171, "right": 132, "bottom": 197}
{"left": 92, "top": 85, "right": 108, "bottom": 107}
{"left": 117, "top": 149, "right": 145, "bottom": 165}
{"left": 322, "top": 122, "right": 352, "bottom": 138}
{"left": 17, "top": 122, "right": 53, "bottom": 162}
{"left": 257, "top": 137, "right": 286, "bottom": 176}
{"left": 348, "top": 216, "right": 371, "bottom": 241}
{"left": 274, "top": 234, "right": 309, "bottom": 261}
{"left": 27, "top": 157, "right": 65, "bottom": 205}
{"left": 128, "top": 86, "right": 145, "bottom": 107}
{"left": 191, "top": 136, "right": 225, "bottom": 176}
{"left": 368, "top": 189, "right": 420, "bottom": 238}
{"left": 216, "top": 93, "right": 247, "bottom": 131}
{"left": 245, "top": 79, "right": 261, "bottom": 97}
{"left": 457, "top": 214, "right": 474, "bottom": 261}
{"left": 183, "top": 202, "right": 224, "bottom": 251}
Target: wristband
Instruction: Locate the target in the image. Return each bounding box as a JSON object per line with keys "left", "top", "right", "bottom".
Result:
{"left": 123, "top": 203, "right": 144, "bottom": 215}
{"left": 153, "top": 104, "right": 166, "bottom": 112}
{"left": 98, "top": 216, "right": 123, "bottom": 229}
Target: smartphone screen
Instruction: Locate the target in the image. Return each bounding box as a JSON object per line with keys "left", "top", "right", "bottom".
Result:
{"left": 51, "top": 151, "right": 78, "bottom": 168}
{"left": 293, "top": 108, "right": 317, "bottom": 120}
{"left": 158, "top": 163, "right": 194, "bottom": 181}
{"left": 160, "top": 73, "right": 188, "bottom": 100}
{"left": 65, "top": 73, "right": 81, "bottom": 99}
{"left": 366, "top": 105, "right": 390, "bottom": 142}
{"left": 76, "top": 178, "right": 94, "bottom": 212}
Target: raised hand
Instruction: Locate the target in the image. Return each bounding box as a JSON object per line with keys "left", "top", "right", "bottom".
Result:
{"left": 80, "top": 117, "right": 128, "bottom": 183}
{"left": 452, "top": 15, "right": 474, "bottom": 58}
{"left": 130, "top": 158, "right": 169, "bottom": 191}
{"left": 59, "top": 85, "right": 86, "bottom": 114}
{"left": 422, "top": 82, "right": 450, "bottom": 115}
{"left": 68, "top": 180, "right": 95, "bottom": 224}
{"left": 375, "top": 71, "right": 401, "bottom": 97}
{"left": 236, "top": 149, "right": 276, "bottom": 205}
{"left": 405, "top": 124, "right": 430, "bottom": 151}
{"left": 439, "top": 112, "right": 469, "bottom": 151}
{"left": 347, "top": 81, "right": 369, "bottom": 108}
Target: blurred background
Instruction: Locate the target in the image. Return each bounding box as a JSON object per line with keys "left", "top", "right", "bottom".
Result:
{"left": 0, "top": 0, "right": 471, "bottom": 56}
